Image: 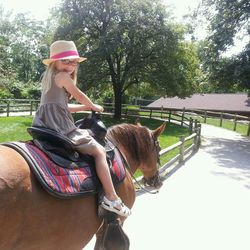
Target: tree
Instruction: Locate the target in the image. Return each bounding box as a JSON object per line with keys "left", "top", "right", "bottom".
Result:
{"left": 54, "top": 0, "right": 200, "bottom": 118}
{"left": 201, "top": 0, "right": 249, "bottom": 53}
{"left": 9, "top": 13, "right": 49, "bottom": 82}
{"left": 196, "top": 0, "right": 250, "bottom": 91}
{"left": 0, "top": 6, "right": 54, "bottom": 99}
{"left": 0, "top": 7, "right": 15, "bottom": 80}
{"left": 0, "top": 6, "right": 19, "bottom": 97}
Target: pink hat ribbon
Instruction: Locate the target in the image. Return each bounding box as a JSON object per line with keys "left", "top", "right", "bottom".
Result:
{"left": 50, "top": 50, "right": 79, "bottom": 60}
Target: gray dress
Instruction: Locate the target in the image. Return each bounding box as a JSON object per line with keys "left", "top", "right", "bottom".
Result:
{"left": 32, "top": 79, "right": 99, "bottom": 154}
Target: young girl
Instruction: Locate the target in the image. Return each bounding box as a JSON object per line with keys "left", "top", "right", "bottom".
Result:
{"left": 32, "top": 40, "right": 131, "bottom": 217}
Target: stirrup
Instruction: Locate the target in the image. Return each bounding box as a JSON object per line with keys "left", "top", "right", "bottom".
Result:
{"left": 101, "top": 196, "right": 131, "bottom": 217}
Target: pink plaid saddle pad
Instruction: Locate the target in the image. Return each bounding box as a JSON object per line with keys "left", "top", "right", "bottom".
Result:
{"left": 3, "top": 141, "right": 126, "bottom": 198}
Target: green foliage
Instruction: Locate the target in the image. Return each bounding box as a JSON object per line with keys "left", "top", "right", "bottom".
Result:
{"left": 0, "top": 1, "right": 203, "bottom": 108}
{"left": 22, "top": 82, "right": 42, "bottom": 100}
{"left": 54, "top": 0, "right": 201, "bottom": 118}
{"left": 1, "top": 80, "right": 41, "bottom": 99}
{"left": 148, "top": 40, "right": 201, "bottom": 98}
{"left": 231, "top": 45, "right": 250, "bottom": 90}
{"left": 0, "top": 6, "right": 52, "bottom": 99}
{"left": 202, "top": 0, "right": 249, "bottom": 53}
{"left": 0, "top": 89, "right": 13, "bottom": 99}
{"left": 196, "top": 0, "right": 250, "bottom": 92}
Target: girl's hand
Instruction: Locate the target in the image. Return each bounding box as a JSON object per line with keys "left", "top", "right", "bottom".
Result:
{"left": 92, "top": 104, "right": 104, "bottom": 113}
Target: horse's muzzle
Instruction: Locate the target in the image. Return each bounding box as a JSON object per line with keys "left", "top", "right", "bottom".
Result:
{"left": 143, "top": 170, "right": 163, "bottom": 189}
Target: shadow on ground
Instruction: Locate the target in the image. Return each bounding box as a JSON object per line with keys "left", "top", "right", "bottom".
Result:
{"left": 201, "top": 136, "right": 250, "bottom": 189}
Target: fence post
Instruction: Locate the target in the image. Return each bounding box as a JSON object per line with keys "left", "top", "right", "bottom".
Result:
{"left": 219, "top": 112, "right": 223, "bottom": 127}
{"left": 247, "top": 122, "right": 250, "bottom": 137}
{"left": 168, "top": 110, "right": 171, "bottom": 123}
{"left": 189, "top": 117, "right": 193, "bottom": 134}
{"left": 161, "top": 106, "right": 163, "bottom": 119}
{"left": 181, "top": 108, "right": 185, "bottom": 126}
{"left": 197, "top": 124, "right": 201, "bottom": 148}
{"left": 233, "top": 113, "right": 237, "bottom": 131}
{"left": 194, "top": 119, "right": 198, "bottom": 131}
{"left": 6, "top": 101, "right": 10, "bottom": 117}
{"left": 125, "top": 107, "right": 128, "bottom": 117}
{"left": 194, "top": 123, "right": 201, "bottom": 151}
{"left": 150, "top": 109, "right": 152, "bottom": 119}
{"left": 179, "top": 136, "right": 185, "bottom": 163}
{"left": 204, "top": 111, "right": 207, "bottom": 123}
{"left": 30, "top": 100, "right": 33, "bottom": 116}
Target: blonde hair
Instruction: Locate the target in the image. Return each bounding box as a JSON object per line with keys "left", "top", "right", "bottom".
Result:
{"left": 41, "top": 62, "right": 78, "bottom": 93}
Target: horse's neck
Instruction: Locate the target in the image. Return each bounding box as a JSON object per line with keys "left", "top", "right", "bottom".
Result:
{"left": 108, "top": 124, "right": 143, "bottom": 174}
{"left": 117, "top": 144, "right": 138, "bottom": 174}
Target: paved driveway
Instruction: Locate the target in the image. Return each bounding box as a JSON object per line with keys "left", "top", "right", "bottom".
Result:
{"left": 86, "top": 124, "right": 250, "bottom": 250}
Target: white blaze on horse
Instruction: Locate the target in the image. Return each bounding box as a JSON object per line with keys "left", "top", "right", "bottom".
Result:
{"left": 0, "top": 117, "right": 166, "bottom": 250}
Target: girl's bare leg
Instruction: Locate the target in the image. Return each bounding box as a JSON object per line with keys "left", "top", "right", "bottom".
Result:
{"left": 92, "top": 147, "right": 119, "bottom": 200}
{"left": 75, "top": 142, "right": 131, "bottom": 216}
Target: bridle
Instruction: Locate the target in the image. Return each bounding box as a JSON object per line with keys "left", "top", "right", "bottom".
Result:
{"left": 108, "top": 128, "right": 162, "bottom": 194}
{"left": 142, "top": 134, "right": 162, "bottom": 189}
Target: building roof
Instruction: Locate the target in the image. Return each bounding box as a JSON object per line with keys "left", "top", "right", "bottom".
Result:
{"left": 147, "top": 93, "right": 250, "bottom": 113}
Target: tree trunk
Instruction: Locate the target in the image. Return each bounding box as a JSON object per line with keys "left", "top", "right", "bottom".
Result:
{"left": 105, "top": 53, "right": 124, "bottom": 119}
{"left": 113, "top": 87, "right": 122, "bottom": 119}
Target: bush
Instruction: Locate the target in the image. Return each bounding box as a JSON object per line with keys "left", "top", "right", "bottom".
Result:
{"left": 21, "top": 82, "right": 41, "bottom": 99}
{"left": 0, "top": 89, "right": 14, "bottom": 99}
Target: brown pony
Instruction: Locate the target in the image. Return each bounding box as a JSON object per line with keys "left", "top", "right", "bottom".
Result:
{"left": 0, "top": 122, "right": 166, "bottom": 250}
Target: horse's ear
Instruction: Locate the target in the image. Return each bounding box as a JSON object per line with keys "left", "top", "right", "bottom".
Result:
{"left": 135, "top": 117, "right": 142, "bottom": 126}
{"left": 152, "top": 122, "right": 167, "bottom": 139}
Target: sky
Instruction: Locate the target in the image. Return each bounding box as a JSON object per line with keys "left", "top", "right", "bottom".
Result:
{"left": 0, "top": 0, "right": 61, "bottom": 20}
{"left": 0, "top": 0, "right": 200, "bottom": 21}
{"left": 0, "top": 0, "right": 247, "bottom": 56}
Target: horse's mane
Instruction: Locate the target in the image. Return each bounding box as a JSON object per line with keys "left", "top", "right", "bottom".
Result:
{"left": 107, "top": 123, "right": 153, "bottom": 165}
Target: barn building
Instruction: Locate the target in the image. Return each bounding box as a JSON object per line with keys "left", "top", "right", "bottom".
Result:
{"left": 147, "top": 93, "right": 250, "bottom": 117}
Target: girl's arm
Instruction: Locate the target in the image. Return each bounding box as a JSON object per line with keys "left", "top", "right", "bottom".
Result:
{"left": 55, "top": 72, "right": 104, "bottom": 112}
{"left": 67, "top": 104, "right": 89, "bottom": 113}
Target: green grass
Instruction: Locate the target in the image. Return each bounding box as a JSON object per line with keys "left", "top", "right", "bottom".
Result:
{"left": 185, "top": 115, "right": 249, "bottom": 136}
{"left": 121, "top": 106, "right": 250, "bottom": 137}
{"left": 0, "top": 116, "right": 33, "bottom": 142}
{"left": 0, "top": 114, "right": 191, "bottom": 169}
{"left": 205, "top": 118, "right": 248, "bottom": 135}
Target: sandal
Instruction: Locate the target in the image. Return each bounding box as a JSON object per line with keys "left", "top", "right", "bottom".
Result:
{"left": 101, "top": 196, "right": 131, "bottom": 217}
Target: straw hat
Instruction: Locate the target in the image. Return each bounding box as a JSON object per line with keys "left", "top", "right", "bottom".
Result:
{"left": 42, "top": 40, "right": 87, "bottom": 66}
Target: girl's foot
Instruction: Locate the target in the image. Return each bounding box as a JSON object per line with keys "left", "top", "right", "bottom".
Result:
{"left": 101, "top": 196, "right": 131, "bottom": 217}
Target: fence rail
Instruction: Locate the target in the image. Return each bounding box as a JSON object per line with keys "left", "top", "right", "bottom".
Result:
{"left": 103, "top": 103, "right": 250, "bottom": 137}
{"left": 0, "top": 99, "right": 39, "bottom": 117}
{"left": 159, "top": 124, "right": 201, "bottom": 168}
{"left": 1, "top": 99, "right": 249, "bottom": 136}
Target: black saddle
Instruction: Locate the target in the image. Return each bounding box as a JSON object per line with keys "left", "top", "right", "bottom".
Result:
{"left": 27, "top": 111, "right": 113, "bottom": 168}
{"left": 27, "top": 127, "right": 86, "bottom": 164}
{"left": 75, "top": 111, "right": 107, "bottom": 143}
